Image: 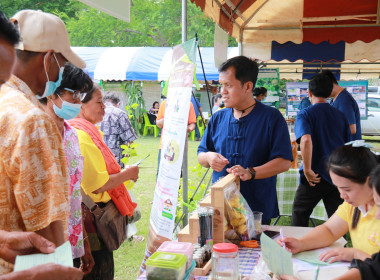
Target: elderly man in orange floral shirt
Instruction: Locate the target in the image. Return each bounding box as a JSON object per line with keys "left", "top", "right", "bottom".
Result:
{"left": 0, "top": 10, "right": 85, "bottom": 275}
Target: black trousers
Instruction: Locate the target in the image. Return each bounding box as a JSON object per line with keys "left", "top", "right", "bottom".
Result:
{"left": 291, "top": 174, "right": 343, "bottom": 227}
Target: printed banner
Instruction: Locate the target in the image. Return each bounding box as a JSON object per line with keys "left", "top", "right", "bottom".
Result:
{"left": 214, "top": 23, "right": 228, "bottom": 68}
{"left": 140, "top": 38, "right": 197, "bottom": 273}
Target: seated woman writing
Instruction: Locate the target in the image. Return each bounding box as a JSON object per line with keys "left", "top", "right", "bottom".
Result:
{"left": 278, "top": 143, "right": 380, "bottom": 263}
{"left": 68, "top": 84, "right": 139, "bottom": 280}
{"left": 276, "top": 156, "right": 380, "bottom": 280}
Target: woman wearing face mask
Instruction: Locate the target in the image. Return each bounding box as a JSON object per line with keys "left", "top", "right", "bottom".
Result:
{"left": 40, "top": 63, "right": 95, "bottom": 275}
{"left": 278, "top": 143, "right": 380, "bottom": 262}
{"left": 68, "top": 83, "right": 139, "bottom": 280}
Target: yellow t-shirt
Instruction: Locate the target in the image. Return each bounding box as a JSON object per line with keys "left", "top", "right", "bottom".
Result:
{"left": 75, "top": 129, "right": 111, "bottom": 203}
{"left": 336, "top": 201, "right": 380, "bottom": 255}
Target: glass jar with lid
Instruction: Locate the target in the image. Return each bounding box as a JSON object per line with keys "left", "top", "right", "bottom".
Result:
{"left": 211, "top": 243, "right": 239, "bottom": 280}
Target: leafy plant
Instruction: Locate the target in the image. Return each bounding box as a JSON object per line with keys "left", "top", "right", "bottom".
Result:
{"left": 120, "top": 143, "right": 139, "bottom": 189}
{"left": 120, "top": 143, "right": 139, "bottom": 165}
{"left": 123, "top": 81, "right": 146, "bottom": 135}
{"left": 175, "top": 164, "right": 212, "bottom": 227}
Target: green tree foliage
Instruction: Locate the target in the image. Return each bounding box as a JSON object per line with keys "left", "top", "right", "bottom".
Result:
{"left": 1, "top": 0, "right": 237, "bottom": 47}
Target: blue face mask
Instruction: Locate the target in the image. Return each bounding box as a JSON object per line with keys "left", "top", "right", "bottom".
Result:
{"left": 52, "top": 95, "right": 82, "bottom": 120}
{"left": 39, "top": 54, "right": 64, "bottom": 99}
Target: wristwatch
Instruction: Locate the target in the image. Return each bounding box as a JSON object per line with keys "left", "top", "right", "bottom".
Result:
{"left": 247, "top": 167, "right": 256, "bottom": 181}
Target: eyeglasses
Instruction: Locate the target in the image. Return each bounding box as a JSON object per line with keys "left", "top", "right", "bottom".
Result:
{"left": 64, "top": 88, "right": 87, "bottom": 101}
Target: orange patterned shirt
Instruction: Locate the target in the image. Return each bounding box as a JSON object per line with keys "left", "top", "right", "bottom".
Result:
{"left": 0, "top": 76, "right": 70, "bottom": 274}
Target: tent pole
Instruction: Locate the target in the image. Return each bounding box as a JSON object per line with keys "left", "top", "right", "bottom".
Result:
{"left": 196, "top": 34, "right": 213, "bottom": 115}
{"left": 181, "top": 0, "right": 189, "bottom": 228}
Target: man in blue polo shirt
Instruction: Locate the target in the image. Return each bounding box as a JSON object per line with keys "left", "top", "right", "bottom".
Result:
{"left": 323, "top": 70, "right": 361, "bottom": 141}
{"left": 292, "top": 73, "right": 351, "bottom": 227}
{"left": 198, "top": 56, "right": 293, "bottom": 224}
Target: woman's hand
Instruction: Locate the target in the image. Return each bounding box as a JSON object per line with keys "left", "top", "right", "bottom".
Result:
{"left": 125, "top": 165, "right": 139, "bottom": 182}
{"left": 277, "top": 237, "right": 304, "bottom": 254}
{"left": 319, "top": 248, "right": 369, "bottom": 263}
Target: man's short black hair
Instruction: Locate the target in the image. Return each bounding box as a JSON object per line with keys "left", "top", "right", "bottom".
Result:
{"left": 321, "top": 69, "right": 338, "bottom": 85}
{"left": 309, "top": 73, "right": 333, "bottom": 98}
{"left": 213, "top": 93, "right": 222, "bottom": 103}
{"left": 0, "top": 11, "right": 20, "bottom": 46}
{"left": 218, "top": 56, "right": 259, "bottom": 90}
{"left": 253, "top": 87, "right": 267, "bottom": 97}
{"left": 103, "top": 93, "right": 120, "bottom": 105}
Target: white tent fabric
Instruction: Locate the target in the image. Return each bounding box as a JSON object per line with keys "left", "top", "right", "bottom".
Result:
{"left": 72, "top": 47, "right": 239, "bottom": 82}
{"left": 78, "top": 0, "right": 130, "bottom": 22}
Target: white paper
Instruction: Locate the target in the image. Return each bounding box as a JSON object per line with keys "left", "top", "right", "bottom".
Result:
{"left": 14, "top": 241, "right": 73, "bottom": 271}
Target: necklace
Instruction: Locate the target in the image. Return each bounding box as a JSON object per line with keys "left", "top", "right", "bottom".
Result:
{"left": 235, "top": 102, "right": 256, "bottom": 114}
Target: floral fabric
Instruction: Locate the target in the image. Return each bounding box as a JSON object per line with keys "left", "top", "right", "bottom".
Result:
{"left": 64, "top": 121, "right": 84, "bottom": 259}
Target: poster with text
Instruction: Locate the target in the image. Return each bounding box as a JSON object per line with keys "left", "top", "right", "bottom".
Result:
{"left": 286, "top": 80, "right": 368, "bottom": 119}
{"left": 140, "top": 39, "right": 197, "bottom": 273}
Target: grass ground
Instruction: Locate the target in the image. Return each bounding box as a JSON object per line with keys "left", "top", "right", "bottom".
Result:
{"left": 114, "top": 134, "right": 380, "bottom": 280}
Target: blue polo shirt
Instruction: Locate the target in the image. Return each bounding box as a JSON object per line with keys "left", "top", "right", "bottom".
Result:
{"left": 330, "top": 89, "right": 362, "bottom": 141}
{"left": 191, "top": 96, "right": 201, "bottom": 117}
{"left": 198, "top": 102, "right": 293, "bottom": 222}
{"left": 295, "top": 103, "right": 351, "bottom": 184}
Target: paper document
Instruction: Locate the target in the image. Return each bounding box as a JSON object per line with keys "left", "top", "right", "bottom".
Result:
{"left": 293, "top": 248, "right": 350, "bottom": 272}
{"left": 293, "top": 250, "right": 331, "bottom": 266}
{"left": 260, "top": 232, "right": 294, "bottom": 276}
{"left": 14, "top": 241, "right": 73, "bottom": 271}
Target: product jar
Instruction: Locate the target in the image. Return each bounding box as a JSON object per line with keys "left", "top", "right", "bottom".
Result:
{"left": 211, "top": 243, "right": 239, "bottom": 280}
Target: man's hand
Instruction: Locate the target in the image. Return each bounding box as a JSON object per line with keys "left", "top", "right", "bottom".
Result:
{"left": 25, "top": 263, "right": 83, "bottom": 280}
{"left": 0, "top": 231, "right": 55, "bottom": 264}
{"left": 303, "top": 169, "right": 321, "bottom": 187}
{"left": 206, "top": 152, "right": 229, "bottom": 172}
{"left": 227, "top": 165, "right": 251, "bottom": 181}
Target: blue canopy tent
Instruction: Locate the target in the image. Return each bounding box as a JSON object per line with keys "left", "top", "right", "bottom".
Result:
{"left": 73, "top": 44, "right": 380, "bottom": 82}
{"left": 72, "top": 46, "right": 239, "bottom": 82}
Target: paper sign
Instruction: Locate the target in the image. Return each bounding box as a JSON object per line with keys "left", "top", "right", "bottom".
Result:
{"left": 214, "top": 23, "right": 228, "bottom": 68}
{"left": 14, "top": 241, "right": 73, "bottom": 271}
{"left": 260, "top": 232, "right": 294, "bottom": 276}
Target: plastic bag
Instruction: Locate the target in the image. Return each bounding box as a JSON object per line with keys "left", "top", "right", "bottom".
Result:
{"left": 127, "top": 189, "right": 141, "bottom": 224}
{"left": 224, "top": 182, "right": 255, "bottom": 241}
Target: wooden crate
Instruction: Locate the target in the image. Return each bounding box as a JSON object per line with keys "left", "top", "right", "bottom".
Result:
{"left": 178, "top": 174, "right": 240, "bottom": 276}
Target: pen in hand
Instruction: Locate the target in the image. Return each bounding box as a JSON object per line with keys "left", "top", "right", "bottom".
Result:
{"left": 280, "top": 228, "right": 286, "bottom": 249}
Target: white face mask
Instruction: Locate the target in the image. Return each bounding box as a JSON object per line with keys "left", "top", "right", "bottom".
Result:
{"left": 38, "top": 54, "right": 63, "bottom": 99}
{"left": 51, "top": 95, "right": 82, "bottom": 120}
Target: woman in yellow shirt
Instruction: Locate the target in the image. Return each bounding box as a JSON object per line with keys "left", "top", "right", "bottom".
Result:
{"left": 279, "top": 143, "right": 380, "bottom": 263}
{"left": 69, "top": 84, "right": 139, "bottom": 280}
